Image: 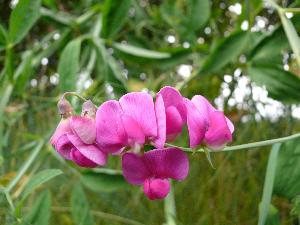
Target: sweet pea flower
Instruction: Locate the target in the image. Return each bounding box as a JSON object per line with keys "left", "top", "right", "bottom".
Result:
{"left": 50, "top": 99, "right": 107, "bottom": 167}
{"left": 96, "top": 92, "right": 166, "bottom": 153}
{"left": 122, "top": 148, "right": 189, "bottom": 200}
{"left": 157, "top": 86, "right": 186, "bottom": 141}
{"left": 185, "top": 95, "right": 234, "bottom": 150}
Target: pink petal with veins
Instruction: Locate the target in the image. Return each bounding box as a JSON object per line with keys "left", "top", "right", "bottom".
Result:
{"left": 119, "top": 92, "right": 157, "bottom": 138}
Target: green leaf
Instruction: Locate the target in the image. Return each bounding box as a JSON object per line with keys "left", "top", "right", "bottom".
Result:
{"left": 258, "top": 144, "right": 281, "bottom": 225}
{"left": 93, "top": 38, "right": 127, "bottom": 95}
{"left": 279, "top": 10, "right": 300, "bottom": 69}
{"left": 14, "top": 51, "right": 34, "bottom": 93}
{"left": 0, "top": 24, "right": 7, "bottom": 50}
{"left": 113, "top": 42, "right": 171, "bottom": 59}
{"left": 248, "top": 63, "right": 300, "bottom": 103}
{"left": 186, "top": 0, "right": 210, "bottom": 31}
{"left": 71, "top": 184, "right": 95, "bottom": 225}
{"left": 21, "top": 190, "right": 51, "bottom": 225}
{"left": 274, "top": 137, "right": 300, "bottom": 199}
{"left": 101, "top": 0, "right": 132, "bottom": 39}
{"left": 80, "top": 170, "right": 129, "bottom": 193}
{"left": 160, "top": 0, "right": 210, "bottom": 41}
{"left": 8, "top": 0, "right": 41, "bottom": 45}
{"left": 249, "top": 27, "right": 289, "bottom": 64}
{"left": 201, "top": 31, "right": 249, "bottom": 74}
{"left": 58, "top": 39, "right": 82, "bottom": 92}
{"left": 21, "top": 169, "right": 63, "bottom": 201}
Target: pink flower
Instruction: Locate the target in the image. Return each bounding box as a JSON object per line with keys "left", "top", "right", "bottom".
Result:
{"left": 122, "top": 148, "right": 189, "bottom": 200}
{"left": 185, "top": 95, "right": 234, "bottom": 150}
{"left": 157, "top": 86, "right": 186, "bottom": 141}
{"left": 96, "top": 92, "right": 166, "bottom": 153}
{"left": 50, "top": 100, "right": 107, "bottom": 167}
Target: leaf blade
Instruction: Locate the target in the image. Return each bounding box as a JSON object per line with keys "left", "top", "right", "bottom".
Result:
{"left": 58, "top": 39, "right": 82, "bottom": 92}
{"left": 71, "top": 184, "right": 95, "bottom": 225}
{"left": 201, "top": 31, "right": 249, "bottom": 74}
{"left": 258, "top": 144, "right": 281, "bottom": 225}
{"left": 113, "top": 42, "right": 171, "bottom": 59}
{"left": 8, "top": 0, "right": 41, "bottom": 45}
{"left": 21, "top": 169, "right": 63, "bottom": 201}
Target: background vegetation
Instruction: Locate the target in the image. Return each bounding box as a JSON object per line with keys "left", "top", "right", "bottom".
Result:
{"left": 1, "top": 0, "right": 300, "bottom": 224}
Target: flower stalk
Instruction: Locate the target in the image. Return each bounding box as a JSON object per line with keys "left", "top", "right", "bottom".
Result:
{"left": 166, "top": 132, "right": 300, "bottom": 153}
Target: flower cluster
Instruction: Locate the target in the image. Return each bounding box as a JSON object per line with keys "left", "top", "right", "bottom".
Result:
{"left": 50, "top": 86, "right": 234, "bottom": 200}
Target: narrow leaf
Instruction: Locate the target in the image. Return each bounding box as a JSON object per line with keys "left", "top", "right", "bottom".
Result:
{"left": 201, "top": 31, "right": 249, "bottom": 73}
{"left": 0, "top": 24, "right": 7, "bottom": 50}
{"left": 101, "top": 0, "right": 132, "bottom": 39}
{"left": 93, "top": 38, "right": 127, "bottom": 95}
{"left": 258, "top": 144, "right": 281, "bottom": 225}
{"left": 80, "top": 170, "right": 129, "bottom": 193}
{"left": 71, "top": 184, "right": 95, "bottom": 225}
{"left": 248, "top": 63, "right": 300, "bottom": 103}
{"left": 21, "top": 190, "right": 51, "bottom": 225}
{"left": 21, "top": 169, "right": 63, "bottom": 201}
{"left": 8, "top": 0, "right": 41, "bottom": 45}
{"left": 187, "top": 0, "right": 210, "bottom": 31}
{"left": 274, "top": 137, "right": 300, "bottom": 199}
{"left": 58, "top": 39, "right": 81, "bottom": 92}
{"left": 279, "top": 11, "right": 300, "bottom": 69}
{"left": 113, "top": 42, "right": 171, "bottom": 59}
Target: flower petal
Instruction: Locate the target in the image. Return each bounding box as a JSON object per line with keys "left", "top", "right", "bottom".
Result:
{"left": 55, "top": 133, "right": 72, "bottom": 160}
{"left": 226, "top": 117, "right": 235, "bottom": 133}
{"left": 121, "top": 115, "right": 145, "bottom": 145}
{"left": 68, "top": 133, "right": 107, "bottom": 166}
{"left": 143, "top": 178, "right": 170, "bottom": 200}
{"left": 204, "top": 111, "right": 232, "bottom": 150}
{"left": 157, "top": 86, "right": 186, "bottom": 121}
{"left": 96, "top": 100, "right": 128, "bottom": 153}
{"left": 192, "top": 95, "right": 235, "bottom": 134}
{"left": 122, "top": 152, "right": 149, "bottom": 185}
{"left": 70, "top": 116, "right": 96, "bottom": 144}
{"left": 185, "top": 98, "right": 207, "bottom": 148}
{"left": 50, "top": 119, "right": 71, "bottom": 147}
{"left": 153, "top": 94, "right": 166, "bottom": 148}
{"left": 119, "top": 92, "right": 157, "bottom": 138}
{"left": 143, "top": 148, "right": 189, "bottom": 180}
{"left": 70, "top": 148, "right": 98, "bottom": 168}
{"left": 191, "top": 95, "right": 213, "bottom": 123}
{"left": 165, "top": 106, "right": 183, "bottom": 139}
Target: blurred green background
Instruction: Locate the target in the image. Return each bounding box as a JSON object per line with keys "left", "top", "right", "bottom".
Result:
{"left": 1, "top": 0, "right": 300, "bottom": 224}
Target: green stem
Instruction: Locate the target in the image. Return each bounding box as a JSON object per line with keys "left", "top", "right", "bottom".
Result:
{"left": 62, "top": 92, "right": 88, "bottom": 102}
{"left": 166, "top": 132, "right": 300, "bottom": 153}
{"left": 4, "top": 190, "right": 15, "bottom": 212}
{"left": 282, "top": 8, "right": 300, "bottom": 13}
{"left": 164, "top": 181, "right": 177, "bottom": 225}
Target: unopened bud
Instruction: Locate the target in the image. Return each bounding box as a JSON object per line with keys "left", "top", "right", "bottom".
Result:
{"left": 82, "top": 100, "right": 97, "bottom": 118}
{"left": 57, "top": 97, "right": 73, "bottom": 118}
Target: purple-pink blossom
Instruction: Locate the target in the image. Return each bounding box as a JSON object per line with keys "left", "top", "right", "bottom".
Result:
{"left": 185, "top": 95, "right": 234, "bottom": 150}
{"left": 95, "top": 92, "right": 166, "bottom": 153}
{"left": 50, "top": 99, "right": 107, "bottom": 167}
{"left": 50, "top": 87, "right": 234, "bottom": 200}
{"left": 122, "top": 148, "right": 189, "bottom": 200}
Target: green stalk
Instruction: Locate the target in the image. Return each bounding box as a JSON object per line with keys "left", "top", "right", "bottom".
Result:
{"left": 166, "top": 132, "right": 300, "bottom": 153}
{"left": 164, "top": 181, "right": 177, "bottom": 225}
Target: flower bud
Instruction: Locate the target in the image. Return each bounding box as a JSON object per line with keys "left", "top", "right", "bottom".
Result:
{"left": 81, "top": 100, "right": 97, "bottom": 118}
{"left": 57, "top": 97, "right": 73, "bottom": 118}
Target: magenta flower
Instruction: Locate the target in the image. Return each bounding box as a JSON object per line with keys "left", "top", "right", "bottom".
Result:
{"left": 157, "top": 86, "right": 186, "bottom": 141}
{"left": 51, "top": 100, "right": 107, "bottom": 167}
{"left": 96, "top": 92, "right": 166, "bottom": 153}
{"left": 185, "top": 95, "right": 234, "bottom": 150}
{"left": 122, "top": 148, "right": 189, "bottom": 200}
